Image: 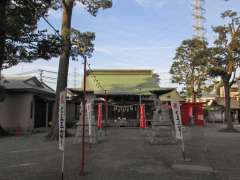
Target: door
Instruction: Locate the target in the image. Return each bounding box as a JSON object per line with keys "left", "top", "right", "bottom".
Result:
{"left": 34, "top": 96, "right": 47, "bottom": 128}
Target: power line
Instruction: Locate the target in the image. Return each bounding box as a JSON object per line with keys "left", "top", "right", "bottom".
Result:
{"left": 42, "top": 76, "right": 57, "bottom": 80}
{"left": 44, "top": 80, "right": 57, "bottom": 84}
{"left": 24, "top": 0, "right": 61, "bottom": 38}
{"left": 39, "top": 69, "right": 57, "bottom": 74}
{"left": 86, "top": 62, "right": 106, "bottom": 91}
{"left": 14, "top": 70, "right": 39, "bottom": 75}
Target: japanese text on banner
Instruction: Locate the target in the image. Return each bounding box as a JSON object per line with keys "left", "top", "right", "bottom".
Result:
{"left": 59, "top": 91, "right": 66, "bottom": 151}
{"left": 171, "top": 101, "right": 183, "bottom": 140}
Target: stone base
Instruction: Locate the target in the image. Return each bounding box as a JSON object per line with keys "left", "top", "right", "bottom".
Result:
{"left": 148, "top": 135, "right": 178, "bottom": 145}
{"left": 73, "top": 124, "right": 99, "bottom": 145}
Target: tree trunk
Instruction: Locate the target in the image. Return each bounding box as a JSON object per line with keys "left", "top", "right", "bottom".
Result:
{"left": 0, "top": 0, "right": 7, "bottom": 79}
{"left": 224, "top": 81, "right": 234, "bottom": 130}
{"left": 192, "top": 92, "right": 196, "bottom": 103}
{"left": 48, "top": 1, "right": 73, "bottom": 140}
{"left": 191, "top": 68, "right": 196, "bottom": 103}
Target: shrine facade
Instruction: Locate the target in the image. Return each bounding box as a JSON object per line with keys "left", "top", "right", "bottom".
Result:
{"left": 68, "top": 69, "right": 173, "bottom": 128}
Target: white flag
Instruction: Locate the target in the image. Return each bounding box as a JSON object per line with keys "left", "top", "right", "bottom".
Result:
{"left": 171, "top": 101, "right": 183, "bottom": 140}
{"left": 59, "top": 90, "right": 66, "bottom": 151}
{"left": 87, "top": 103, "right": 92, "bottom": 137}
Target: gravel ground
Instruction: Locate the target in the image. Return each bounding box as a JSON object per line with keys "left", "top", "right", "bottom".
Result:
{"left": 0, "top": 124, "right": 239, "bottom": 180}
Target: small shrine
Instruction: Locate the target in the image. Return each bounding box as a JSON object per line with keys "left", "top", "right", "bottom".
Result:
{"left": 69, "top": 69, "right": 175, "bottom": 144}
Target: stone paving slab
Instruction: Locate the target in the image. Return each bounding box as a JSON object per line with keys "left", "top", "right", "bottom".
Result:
{"left": 172, "top": 164, "right": 213, "bottom": 172}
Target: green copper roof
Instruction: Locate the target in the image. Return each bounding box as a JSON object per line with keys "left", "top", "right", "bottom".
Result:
{"left": 85, "top": 69, "right": 160, "bottom": 95}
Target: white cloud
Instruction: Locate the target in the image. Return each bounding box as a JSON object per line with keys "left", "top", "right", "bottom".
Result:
{"left": 95, "top": 47, "right": 113, "bottom": 55}
{"left": 95, "top": 45, "right": 175, "bottom": 54}
{"left": 48, "top": 9, "right": 62, "bottom": 20}
{"left": 135, "top": 0, "right": 167, "bottom": 8}
{"left": 73, "top": 2, "right": 85, "bottom": 14}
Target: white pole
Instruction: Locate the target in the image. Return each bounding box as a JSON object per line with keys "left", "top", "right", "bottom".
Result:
{"left": 171, "top": 101, "right": 186, "bottom": 160}
{"left": 61, "top": 150, "right": 65, "bottom": 180}
{"left": 59, "top": 90, "right": 66, "bottom": 180}
{"left": 88, "top": 103, "right": 92, "bottom": 142}
{"left": 181, "top": 131, "right": 186, "bottom": 160}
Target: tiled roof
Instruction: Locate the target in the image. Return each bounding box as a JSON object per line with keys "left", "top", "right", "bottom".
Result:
{"left": 2, "top": 76, "right": 55, "bottom": 96}
{"left": 210, "top": 97, "right": 240, "bottom": 109}
{"left": 85, "top": 69, "right": 160, "bottom": 95}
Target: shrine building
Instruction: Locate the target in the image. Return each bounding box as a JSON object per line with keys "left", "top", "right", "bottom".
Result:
{"left": 67, "top": 69, "right": 173, "bottom": 128}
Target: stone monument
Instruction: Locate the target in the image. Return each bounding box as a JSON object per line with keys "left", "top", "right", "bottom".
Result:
{"left": 148, "top": 98, "right": 177, "bottom": 145}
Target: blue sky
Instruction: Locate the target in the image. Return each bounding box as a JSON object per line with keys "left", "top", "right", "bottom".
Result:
{"left": 3, "top": 0, "right": 240, "bottom": 88}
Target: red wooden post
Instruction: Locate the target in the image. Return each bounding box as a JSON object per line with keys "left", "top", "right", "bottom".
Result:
{"left": 80, "top": 55, "right": 87, "bottom": 176}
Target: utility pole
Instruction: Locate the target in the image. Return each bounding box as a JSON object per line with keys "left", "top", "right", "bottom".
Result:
{"left": 80, "top": 55, "right": 87, "bottom": 176}
{"left": 193, "top": 0, "right": 205, "bottom": 40}
{"left": 39, "top": 69, "right": 43, "bottom": 83}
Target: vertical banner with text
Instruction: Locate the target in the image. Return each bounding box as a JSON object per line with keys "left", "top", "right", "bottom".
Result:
{"left": 139, "top": 104, "right": 147, "bottom": 129}
{"left": 171, "top": 101, "right": 183, "bottom": 140}
{"left": 87, "top": 103, "right": 92, "bottom": 137}
{"left": 97, "top": 103, "right": 102, "bottom": 129}
{"left": 59, "top": 90, "right": 66, "bottom": 151}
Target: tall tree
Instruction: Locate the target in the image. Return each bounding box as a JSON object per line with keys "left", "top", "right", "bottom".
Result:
{"left": 48, "top": 0, "right": 112, "bottom": 139}
{"left": 208, "top": 10, "right": 240, "bottom": 131}
{"left": 0, "top": 0, "right": 61, "bottom": 76}
{"left": 170, "top": 38, "right": 211, "bottom": 102}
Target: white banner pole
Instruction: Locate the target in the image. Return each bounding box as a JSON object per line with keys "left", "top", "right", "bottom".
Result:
{"left": 61, "top": 150, "right": 65, "bottom": 180}
{"left": 87, "top": 103, "right": 92, "bottom": 143}
{"left": 171, "top": 101, "right": 185, "bottom": 160}
{"left": 59, "top": 90, "right": 66, "bottom": 180}
{"left": 180, "top": 133, "right": 186, "bottom": 160}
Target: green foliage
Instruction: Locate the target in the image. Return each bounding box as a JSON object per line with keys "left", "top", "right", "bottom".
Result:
{"left": 48, "top": 0, "right": 112, "bottom": 139}
{"left": 4, "top": 31, "right": 62, "bottom": 69}
{"left": 50, "top": 0, "right": 112, "bottom": 59}
{"left": 1, "top": 0, "right": 62, "bottom": 70}
{"left": 52, "top": 0, "right": 112, "bottom": 16}
{"left": 1, "top": 0, "right": 112, "bottom": 70}
{"left": 208, "top": 10, "right": 240, "bottom": 84}
{"left": 170, "top": 38, "right": 212, "bottom": 100}
{"left": 207, "top": 10, "right": 240, "bottom": 130}
{"left": 79, "top": 0, "right": 112, "bottom": 16}
{"left": 71, "top": 29, "right": 95, "bottom": 58}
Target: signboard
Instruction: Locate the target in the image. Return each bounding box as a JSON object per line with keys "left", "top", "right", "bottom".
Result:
{"left": 59, "top": 90, "right": 66, "bottom": 151}
{"left": 171, "top": 101, "right": 183, "bottom": 140}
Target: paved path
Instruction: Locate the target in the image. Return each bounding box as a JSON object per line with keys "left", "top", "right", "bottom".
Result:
{"left": 204, "top": 124, "right": 240, "bottom": 180}
{"left": 0, "top": 125, "right": 239, "bottom": 180}
{"left": 81, "top": 128, "right": 215, "bottom": 180}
